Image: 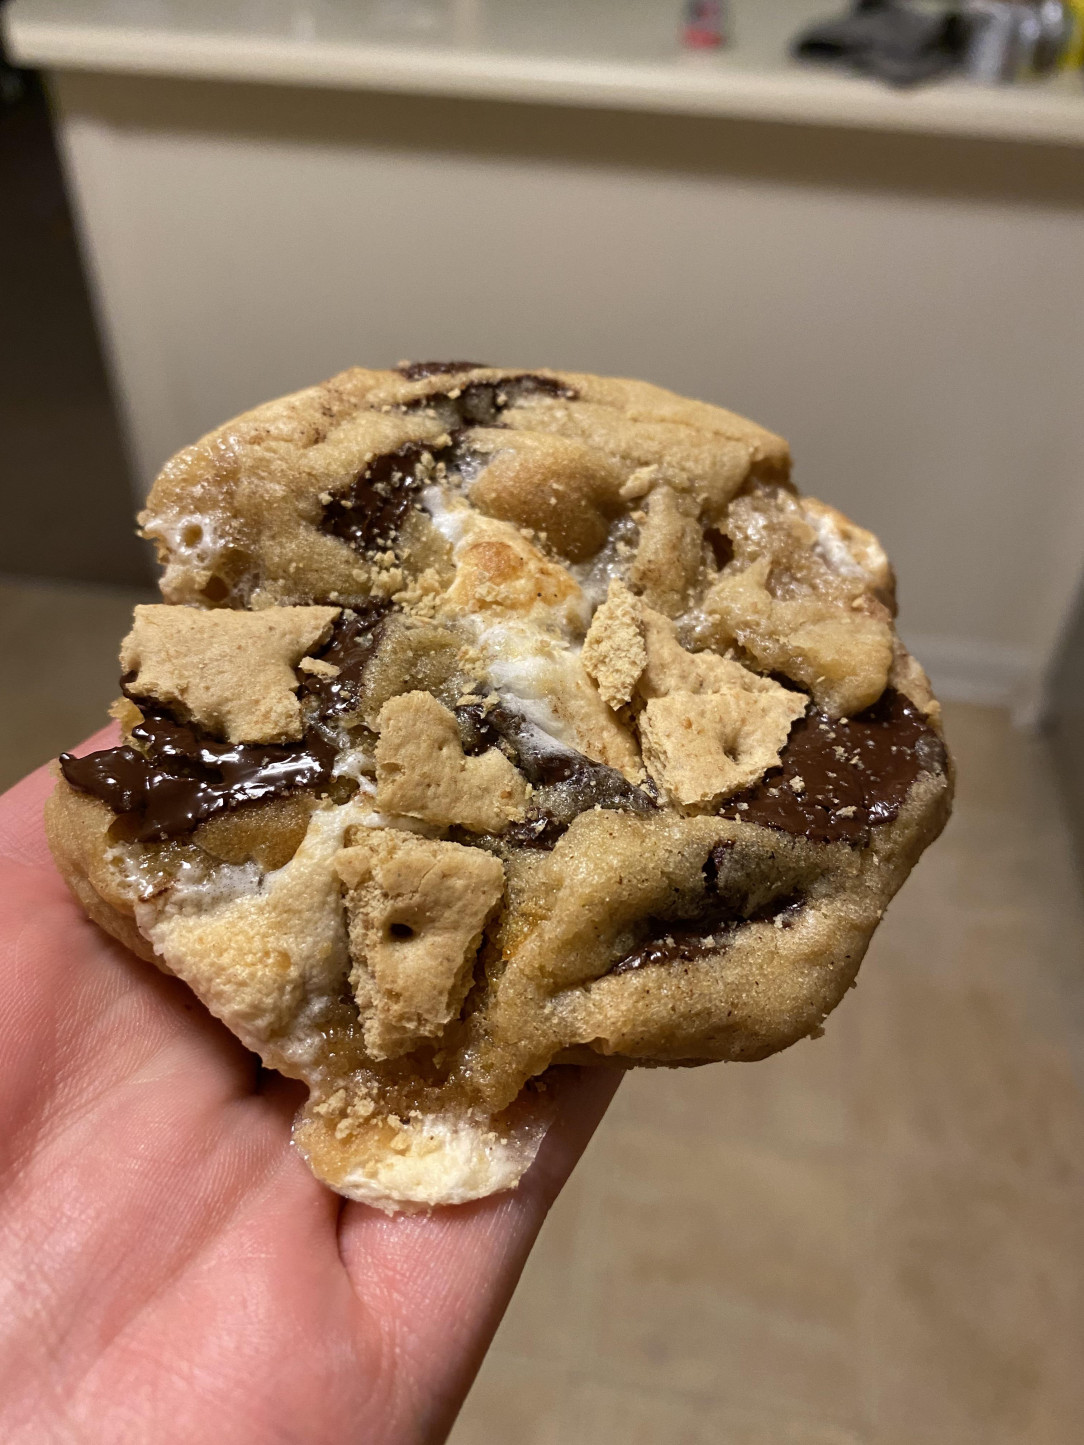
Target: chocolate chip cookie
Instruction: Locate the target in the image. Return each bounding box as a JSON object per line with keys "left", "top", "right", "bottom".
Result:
{"left": 45, "top": 363, "right": 952, "bottom": 1211}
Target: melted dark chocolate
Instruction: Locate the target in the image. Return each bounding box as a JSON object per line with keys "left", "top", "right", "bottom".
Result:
{"left": 320, "top": 431, "right": 486, "bottom": 557}
{"left": 721, "top": 688, "right": 944, "bottom": 846}
{"left": 607, "top": 690, "right": 944, "bottom": 976}
{"left": 396, "top": 360, "right": 488, "bottom": 380}
{"left": 402, "top": 374, "right": 576, "bottom": 429}
{"left": 458, "top": 700, "right": 647, "bottom": 796}
{"left": 298, "top": 601, "right": 391, "bottom": 720}
{"left": 62, "top": 608, "right": 391, "bottom": 841}
{"left": 608, "top": 890, "right": 804, "bottom": 976}
{"left": 501, "top": 815, "right": 569, "bottom": 851}
{"left": 454, "top": 701, "right": 505, "bottom": 757}
{"left": 455, "top": 700, "right": 655, "bottom": 849}
{"left": 321, "top": 375, "right": 577, "bottom": 558}
{"left": 61, "top": 715, "right": 335, "bottom": 842}
{"left": 608, "top": 927, "right": 721, "bottom": 976}
{"left": 320, "top": 442, "right": 440, "bottom": 555}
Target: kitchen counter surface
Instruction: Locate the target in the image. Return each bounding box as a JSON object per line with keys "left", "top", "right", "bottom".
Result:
{"left": 6, "top": 0, "right": 1084, "bottom": 145}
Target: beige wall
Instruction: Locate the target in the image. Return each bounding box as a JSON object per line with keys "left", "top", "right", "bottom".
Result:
{"left": 52, "top": 73, "right": 1084, "bottom": 716}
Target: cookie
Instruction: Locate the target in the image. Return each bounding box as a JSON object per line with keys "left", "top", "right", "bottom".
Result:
{"left": 45, "top": 363, "right": 952, "bottom": 1212}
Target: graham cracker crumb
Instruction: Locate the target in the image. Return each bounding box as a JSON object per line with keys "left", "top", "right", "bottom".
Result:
{"left": 582, "top": 579, "right": 647, "bottom": 709}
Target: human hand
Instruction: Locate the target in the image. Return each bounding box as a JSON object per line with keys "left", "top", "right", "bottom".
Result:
{"left": 0, "top": 737, "right": 618, "bottom": 1444}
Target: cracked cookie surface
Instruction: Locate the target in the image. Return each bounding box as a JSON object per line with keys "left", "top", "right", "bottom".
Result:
{"left": 45, "top": 362, "right": 952, "bottom": 1211}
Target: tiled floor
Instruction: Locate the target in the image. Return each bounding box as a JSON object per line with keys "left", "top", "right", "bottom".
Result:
{"left": 6, "top": 578, "right": 1084, "bottom": 1443}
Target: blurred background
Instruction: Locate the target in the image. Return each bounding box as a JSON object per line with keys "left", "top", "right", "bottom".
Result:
{"left": 2, "top": 2, "right": 1083, "bottom": 1440}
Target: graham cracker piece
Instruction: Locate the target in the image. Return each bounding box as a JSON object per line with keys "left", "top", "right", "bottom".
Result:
{"left": 581, "top": 580, "right": 647, "bottom": 709}
{"left": 120, "top": 603, "right": 339, "bottom": 743}
{"left": 628, "top": 484, "right": 703, "bottom": 618}
{"left": 583, "top": 581, "right": 779, "bottom": 707}
{"left": 583, "top": 582, "right": 806, "bottom": 806}
{"left": 639, "top": 685, "right": 806, "bottom": 808}
{"left": 375, "top": 690, "right": 528, "bottom": 833}
{"left": 336, "top": 831, "right": 505, "bottom": 1059}
{"left": 636, "top": 603, "right": 780, "bottom": 700}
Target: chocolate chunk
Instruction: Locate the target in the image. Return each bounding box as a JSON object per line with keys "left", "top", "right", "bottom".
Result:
{"left": 320, "top": 433, "right": 486, "bottom": 556}
{"left": 320, "top": 377, "right": 577, "bottom": 556}
{"left": 453, "top": 699, "right": 655, "bottom": 851}
{"left": 721, "top": 688, "right": 943, "bottom": 846}
{"left": 403, "top": 374, "right": 576, "bottom": 430}
{"left": 473, "top": 703, "right": 647, "bottom": 797}
{"left": 62, "top": 607, "right": 396, "bottom": 841}
{"left": 608, "top": 838, "right": 811, "bottom": 977}
{"left": 609, "top": 927, "right": 721, "bottom": 975}
{"left": 396, "top": 361, "right": 488, "bottom": 381}
{"left": 502, "top": 815, "right": 569, "bottom": 850}
{"left": 454, "top": 701, "right": 506, "bottom": 758}
{"left": 320, "top": 441, "right": 438, "bottom": 554}
{"left": 61, "top": 714, "right": 335, "bottom": 842}
{"left": 298, "top": 601, "right": 391, "bottom": 721}
{"left": 608, "top": 890, "right": 804, "bottom": 977}
{"left": 470, "top": 701, "right": 655, "bottom": 847}
{"left": 535, "top": 767, "right": 655, "bottom": 821}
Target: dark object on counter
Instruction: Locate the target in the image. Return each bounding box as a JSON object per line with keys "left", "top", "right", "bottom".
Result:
{"left": 792, "top": 0, "right": 968, "bottom": 86}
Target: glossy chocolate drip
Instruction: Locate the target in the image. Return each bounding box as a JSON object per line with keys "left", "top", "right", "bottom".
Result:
{"left": 61, "top": 715, "right": 335, "bottom": 842}
{"left": 396, "top": 360, "right": 488, "bottom": 380}
{"left": 62, "top": 607, "right": 391, "bottom": 841}
{"left": 721, "top": 688, "right": 944, "bottom": 846}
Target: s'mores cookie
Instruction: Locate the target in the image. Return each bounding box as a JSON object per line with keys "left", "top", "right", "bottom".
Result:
{"left": 46, "top": 363, "right": 952, "bottom": 1211}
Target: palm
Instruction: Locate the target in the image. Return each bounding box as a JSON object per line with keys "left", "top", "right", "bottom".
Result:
{"left": 0, "top": 747, "right": 616, "bottom": 1444}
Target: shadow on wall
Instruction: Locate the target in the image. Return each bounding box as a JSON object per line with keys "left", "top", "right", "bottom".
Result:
{"left": 85, "top": 71, "right": 1084, "bottom": 211}
{"left": 0, "top": 64, "right": 151, "bottom": 586}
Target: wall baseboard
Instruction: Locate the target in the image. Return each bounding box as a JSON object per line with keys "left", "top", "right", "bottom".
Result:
{"left": 904, "top": 633, "right": 1042, "bottom": 728}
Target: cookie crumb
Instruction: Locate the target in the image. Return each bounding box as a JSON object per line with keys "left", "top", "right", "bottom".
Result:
{"left": 298, "top": 656, "right": 340, "bottom": 678}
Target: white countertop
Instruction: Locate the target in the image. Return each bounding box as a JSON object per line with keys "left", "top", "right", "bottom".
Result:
{"left": 6, "top": 0, "right": 1084, "bottom": 145}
